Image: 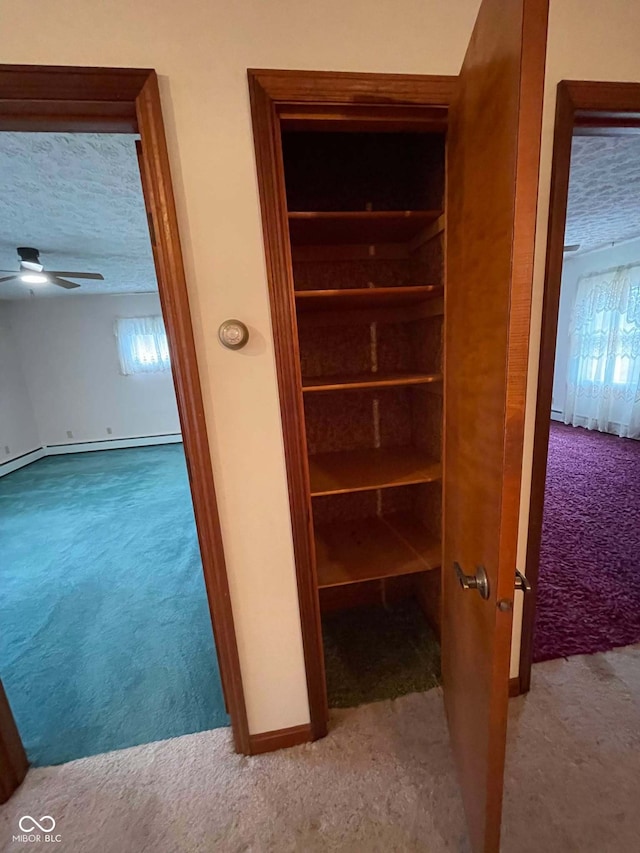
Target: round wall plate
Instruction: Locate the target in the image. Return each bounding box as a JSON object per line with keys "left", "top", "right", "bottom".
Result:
{"left": 218, "top": 319, "right": 249, "bottom": 350}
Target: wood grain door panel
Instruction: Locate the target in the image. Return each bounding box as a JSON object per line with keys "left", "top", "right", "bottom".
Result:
{"left": 443, "top": 0, "right": 549, "bottom": 850}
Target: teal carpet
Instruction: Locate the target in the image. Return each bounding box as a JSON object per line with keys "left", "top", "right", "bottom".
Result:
{"left": 0, "top": 445, "right": 228, "bottom": 767}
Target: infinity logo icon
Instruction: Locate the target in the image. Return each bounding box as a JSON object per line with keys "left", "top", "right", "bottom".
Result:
{"left": 19, "top": 815, "right": 56, "bottom": 833}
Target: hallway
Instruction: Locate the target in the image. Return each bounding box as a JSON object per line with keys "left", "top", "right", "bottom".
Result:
{"left": 2, "top": 644, "right": 638, "bottom": 851}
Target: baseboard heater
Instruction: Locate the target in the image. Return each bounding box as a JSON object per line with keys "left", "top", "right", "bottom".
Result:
{"left": 0, "top": 447, "right": 46, "bottom": 477}
{"left": 1, "top": 434, "right": 182, "bottom": 477}
{"left": 46, "top": 434, "right": 182, "bottom": 454}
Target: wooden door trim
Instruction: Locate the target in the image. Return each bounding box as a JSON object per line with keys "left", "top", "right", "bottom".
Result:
{"left": 520, "top": 80, "right": 640, "bottom": 692}
{"left": 0, "top": 683, "right": 27, "bottom": 804}
{"left": 0, "top": 66, "right": 251, "bottom": 785}
{"left": 248, "top": 69, "right": 456, "bottom": 740}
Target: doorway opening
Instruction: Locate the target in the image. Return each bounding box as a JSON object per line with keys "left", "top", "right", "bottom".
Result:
{"left": 249, "top": 71, "right": 455, "bottom": 735}
{"left": 0, "top": 67, "right": 250, "bottom": 800}
{"left": 521, "top": 81, "right": 640, "bottom": 689}
{"left": 0, "top": 131, "right": 230, "bottom": 765}
{"left": 534, "top": 126, "right": 640, "bottom": 661}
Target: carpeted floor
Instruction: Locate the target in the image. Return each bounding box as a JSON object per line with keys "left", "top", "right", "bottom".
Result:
{"left": 0, "top": 445, "right": 228, "bottom": 767}
{"left": 534, "top": 423, "right": 640, "bottom": 662}
{"left": 322, "top": 599, "right": 441, "bottom": 708}
{"left": 1, "top": 643, "right": 639, "bottom": 852}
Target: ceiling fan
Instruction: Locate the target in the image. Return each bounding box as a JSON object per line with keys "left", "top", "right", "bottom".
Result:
{"left": 0, "top": 247, "right": 104, "bottom": 290}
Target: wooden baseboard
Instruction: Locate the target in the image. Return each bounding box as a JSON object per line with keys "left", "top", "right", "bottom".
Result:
{"left": 508, "top": 676, "right": 521, "bottom": 697}
{"left": 248, "top": 723, "right": 313, "bottom": 755}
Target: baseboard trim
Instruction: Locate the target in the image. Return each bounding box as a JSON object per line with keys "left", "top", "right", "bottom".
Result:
{"left": 509, "top": 676, "right": 521, "bottom": 697}
{"left": 46, "top": 434, "right": 182, "bottom": 455}
{"left": 0, "top": 447, "right": 45, "bottom": 477}
{"left": 248, "top": 723, "right": 313, "bottom": 755}
{"left": 0, "top": 436, "right": 183, "bottom": 477}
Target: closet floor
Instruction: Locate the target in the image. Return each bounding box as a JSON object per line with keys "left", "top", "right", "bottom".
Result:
{"left": 322, "top": 598, "right": 441, "bottom": 708}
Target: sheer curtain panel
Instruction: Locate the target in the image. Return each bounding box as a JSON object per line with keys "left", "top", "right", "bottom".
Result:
{"left": 565, "top": 263, "right": 640, "bottom": 438}
{"left": 115, "top": 316, "right": 171, "bottom": 375}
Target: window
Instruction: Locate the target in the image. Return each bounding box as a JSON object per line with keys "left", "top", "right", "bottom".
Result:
{"left": 565, "top": 265, "right": 640, "bottom": 437}
{"left": 115, "top": 316, "right": 171, "bottom": 375}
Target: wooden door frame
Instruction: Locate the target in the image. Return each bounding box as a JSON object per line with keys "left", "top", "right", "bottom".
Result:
{"left": 519, "top": 80, "right": 640, "bottom": 692}
{"left": 0, "top": 65, "right": 251, "bottom": 798}
{"left": 248, "top": 69, "right": 456, "bottom": 740}
{"left": 0, "top": 681, "right": 27, "bottom": 804}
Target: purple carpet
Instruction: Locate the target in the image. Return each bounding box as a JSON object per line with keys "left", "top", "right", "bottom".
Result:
{"left": 533, "top": 423, "right": 640, "bottom": 662}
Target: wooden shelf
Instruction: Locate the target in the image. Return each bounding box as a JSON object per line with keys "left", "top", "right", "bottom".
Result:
{"left": 314, "top": 513, "right": 441, "bottom": 588}
{"left": 288, "top": 210, "right": 442, "bottom": 245}
{"left": 295, "top": 285, "right": 442, "bottom": 313}
{"left": 302, "top": 371, "right": 442, "bottom": 393}
{"left": 308, "top": 447, "right": 441, "bottom": 497}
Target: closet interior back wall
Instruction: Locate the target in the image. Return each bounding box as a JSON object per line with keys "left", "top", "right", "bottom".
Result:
{"left": 281, "top": 126, "right": 447, "bottom": 702}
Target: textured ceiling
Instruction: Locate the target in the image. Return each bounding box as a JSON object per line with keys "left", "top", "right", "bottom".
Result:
{"left": 0, "top": 132, "right": 156, "bottom": 300}
{"left": 565, "top": 135, "right": 640, "bottom": 255}
{"left": 2, "top": 131, "right": 637, "bottom": 299}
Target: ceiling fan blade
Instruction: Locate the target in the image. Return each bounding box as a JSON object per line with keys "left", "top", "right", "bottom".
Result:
{"left": 47, "top": 271, "right": 104, "bottom": 280}
{"left": 0, "top": 275, "right": 18, "bottom": 283}
{"left": 51, "top": 276, "right": 81, "bottom": 290}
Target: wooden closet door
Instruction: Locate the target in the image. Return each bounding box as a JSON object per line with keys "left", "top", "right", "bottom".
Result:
{"left": 442, "top": 0, "right": 548, "bottom": 850}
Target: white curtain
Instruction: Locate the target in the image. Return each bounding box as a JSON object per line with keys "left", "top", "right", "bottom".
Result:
{"left": 564, "top": 263, "right": 640, "bottom": 438}
{"left": 115, "top": 316, "right": 171, "bottom": 375}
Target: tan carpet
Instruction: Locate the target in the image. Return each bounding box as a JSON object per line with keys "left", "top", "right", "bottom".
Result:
{"left": 1, "top": 643, "right": 639, "bottom": 852}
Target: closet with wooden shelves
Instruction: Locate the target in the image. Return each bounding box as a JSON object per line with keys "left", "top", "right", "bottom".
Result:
{"left": 250, "top": 7, "right": 548, "bottom": 831}
{"left": 280, "top": 128, "right": 446, "bottom": 695}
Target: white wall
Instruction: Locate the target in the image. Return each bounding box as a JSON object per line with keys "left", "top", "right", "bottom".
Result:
{"left": 0, "top": 0, "right": 482, "bottom": 734}
{"left": 551, "top": 258, "right": 579, "bottom": 417}
{"left": 0, "top": 304, "right": 40, "bottom": 462}
{"left": 552, "top": 237, "right": 640, "bottom": 418}
{"left": 7, "top": 293, "right": 180, "bottom": 447}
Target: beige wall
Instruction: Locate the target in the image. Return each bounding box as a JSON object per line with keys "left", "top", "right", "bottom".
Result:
{"left": 1, "top": 0, "right": 481, "bottom": 733}
{"left": 512, "top": 0, "right": 640, "bottom": 677}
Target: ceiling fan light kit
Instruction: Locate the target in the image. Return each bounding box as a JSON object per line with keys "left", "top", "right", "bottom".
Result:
{"left": 20, "top": 272, "right": 48, "bottom": 284}
{"left": 0, "top": 247, "right": 105, "bottom": 290}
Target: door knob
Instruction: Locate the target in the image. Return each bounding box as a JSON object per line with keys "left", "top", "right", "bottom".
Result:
{"left": 454, "top": 562, "right": 490, "bottom": 600}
